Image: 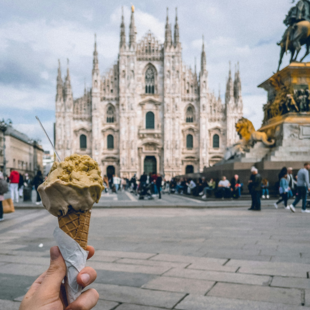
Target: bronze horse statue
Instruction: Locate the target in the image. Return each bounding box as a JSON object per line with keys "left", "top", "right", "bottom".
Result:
{"left": 277, "top": 20, "right": 310, "bottom": 71}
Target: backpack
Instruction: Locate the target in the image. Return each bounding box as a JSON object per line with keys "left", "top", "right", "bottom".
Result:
{"left": 0, "top": 179, "right": 8, "bottom": 195}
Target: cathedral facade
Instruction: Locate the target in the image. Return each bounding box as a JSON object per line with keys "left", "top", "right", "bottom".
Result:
{"left": 55, "top": 7, "right": 243, "bottom": 179}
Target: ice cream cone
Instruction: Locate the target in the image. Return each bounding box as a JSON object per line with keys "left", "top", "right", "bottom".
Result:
{"left": 58, "top": 207, "right": 91, "bottom": 250}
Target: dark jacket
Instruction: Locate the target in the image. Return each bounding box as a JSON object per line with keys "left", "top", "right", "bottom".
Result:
{"left": 140, "top": 174, "right": 147, "bottom": 183}
{"left": 156, "top": 176, "right": 162, "bottom": 187}
{"left": 32, "top": 174, "right": 43, "bottom": 189}
{"left": 230, "top": 177, "right": 241, "bottom": 190}
{"left": 252, "top": 174, "right": 262, "bottom": 192}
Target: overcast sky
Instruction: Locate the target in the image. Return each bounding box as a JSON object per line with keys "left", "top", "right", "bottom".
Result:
{"left": 0, "top": 0, "right": 298, "bottom": 151}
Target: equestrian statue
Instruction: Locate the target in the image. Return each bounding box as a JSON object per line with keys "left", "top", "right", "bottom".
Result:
{"left": 277, "top": 0, "right": 310, "bottom": 71}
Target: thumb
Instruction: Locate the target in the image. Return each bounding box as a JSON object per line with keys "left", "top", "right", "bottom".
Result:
{"left": 39, "top": 246, "right": 67, "bottom": 294}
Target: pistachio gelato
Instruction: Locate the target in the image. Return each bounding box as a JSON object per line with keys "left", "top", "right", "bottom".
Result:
{"left": 38, "top": 154, "right": 104, "bottom": 217}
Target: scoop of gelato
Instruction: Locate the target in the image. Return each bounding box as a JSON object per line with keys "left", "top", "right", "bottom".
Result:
{"left": 38, "top": 154, "right": 104, "bottom": 217}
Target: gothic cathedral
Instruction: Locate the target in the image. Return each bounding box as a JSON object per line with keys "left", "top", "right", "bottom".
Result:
{"left": 55, "top": 7, "right": 243, "bottom": 179}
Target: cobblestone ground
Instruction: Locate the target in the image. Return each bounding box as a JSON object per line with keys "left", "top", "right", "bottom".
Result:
{"left": 1, "top": 197, "right": 310, "bottom": 309}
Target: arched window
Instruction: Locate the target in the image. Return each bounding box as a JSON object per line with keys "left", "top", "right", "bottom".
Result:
{"left": 186, "top": 134, "right": 193, "bottom": 149}
{"left": 145, "top": 67, "right": 155, "bottom": 94}
{"left": 213, "top": 134, "right": 220, "bottom": 148}
{"left": 80, "top": 134, "right": 87, "bottom": 149}
{"left": 107, "top": 106, "right": 115, "bottom": 123}
{"left": 107, "top": 135, "right": 114, "bottom": 149}
{"left": 186, "top": 106, "right": 194, "bottom": 123}
{"left": 146, "top": 111, "right": 155, "bottom": 129}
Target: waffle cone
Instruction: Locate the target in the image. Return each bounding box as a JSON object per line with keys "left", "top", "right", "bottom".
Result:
{"left": 58, "top": 208, "right": 91, "bottom": 250}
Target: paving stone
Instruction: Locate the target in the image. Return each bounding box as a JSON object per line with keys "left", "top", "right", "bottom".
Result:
{"left": 208, "top": 282, "right": 302, "bottom": 305}
{"left": 0, "top": 263, "right": 46, "bottom": 276}
{"left": 188, "top": 262, "right": 238, "bottom": 273}
{"left": 239, "top": 266, "right": 307, "bottom": 278}
{"left": 91, "top": 283, "right": 186, "bottom": 308}
{"left": 116, "top": 258, "right": 189, "bottom": 269}
{"left": 87, "top": 261, "right": 169, "bottom": 275}
{"left": 150, "top": 254, "right": 227, "bottom": 265}
{"left": 0, "top": 273, "right": 36, "bottom": 300}
{"left": 0, "top": 300, "right": 20, "bottom": 310}
{"left": 143, "top": 276, "right": 215, "bottom": 294}
{"left": 115, "top": 304, "right": 164, "bottom": 310}
{"left": 96, "top": 270, "right": 157, "bottom": 287}
{"left": 271, "top": 276, "right": 310, "bottom": 289}
{"left": 95, "top": 250, "right": 155, "bottom": 260}
{"left": 165, "top": 268, "right": 270, "bottom": 285}
{"left": 0, "top": 255, "right": 50, "bottom": 265}
{"left": 175, "top": 295, "right": 309, "bottom": 310}
{"left": 90, "top": 256, "right": 119, "bottom": 263}
{"left": 92, "top": 299, "right": 120, "bottom": 310}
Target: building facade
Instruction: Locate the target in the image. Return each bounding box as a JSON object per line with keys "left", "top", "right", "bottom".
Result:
{"left": 55, "top": 7, "right": 243, "bottom": 179}
{"left": 0, "top": 125, "right": 44, "bottom": 177}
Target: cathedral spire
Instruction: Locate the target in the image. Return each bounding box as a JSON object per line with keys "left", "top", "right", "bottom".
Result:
{"left": 129, "top": 5, "right": 136, "bottom": 47}
{"left": 201, "top": 35, "right": 206, "bottom": 73}
{"left": 93, "top": 34, "right": 99, "bottom": 74}
{"left": 64, "top": 58, "right": 72, "bottom": 98}
{"left": 56, "top": 59, "right": 63, "bottom": 100}
{"left": 165, "top": 8, "right": 172, "bottom": 47}
{"left": 234, "top": 62, "right": 242, "bottom": 101}
{"left": 120, "top": 6, "right": 126, "bottom": 48}
{"left": 174, "top": 7, "right": 180, "bottom": 46}
{"left": 225, "top": 62, "right": 234, "bottom": 103}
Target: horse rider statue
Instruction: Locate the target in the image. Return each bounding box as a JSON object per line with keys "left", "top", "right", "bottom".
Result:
{"left": 277, "top": 0, "right": 310, "bottom": 71}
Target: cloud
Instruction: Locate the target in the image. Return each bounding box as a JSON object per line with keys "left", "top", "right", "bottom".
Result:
{"left": 0, "top": 0, "right": 304, "bottom": 150}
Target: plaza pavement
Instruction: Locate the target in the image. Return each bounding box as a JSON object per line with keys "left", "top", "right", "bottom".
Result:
{"left": 0, "top": 195, "right": 310, "bottom": 309}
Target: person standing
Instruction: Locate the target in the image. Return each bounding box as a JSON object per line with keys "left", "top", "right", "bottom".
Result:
{"left": 287, "top": 167, "right": 297, "bottom": 197}
{"left": 32, "top": 170, "right": 44, "bottom": 205}
{"left": 274, "top": 173, "right": 290, "bottom": 209}
{"left": 0, "top": 172, "right": 8, "bottom": 222}
{"left": 9, "top": 168, "right": 20, "bottom": 203}
{"left": 248, "top": 167, "right": 262, "bottom": 211}
{"left": 289, "top": 163, "right": 310, "bottom": 213}
{"left": 261, "top": 178, "right": 269, "bottom": 199}
{"left": 18, "top": 173, "right": 24, "bottom": 200}
{"left": 156, "top": 174, "right": 163, "bottom": 199}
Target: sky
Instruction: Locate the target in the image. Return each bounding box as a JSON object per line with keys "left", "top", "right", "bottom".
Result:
{"left": 0, "top": 0, "right": 300, "bottom": 152}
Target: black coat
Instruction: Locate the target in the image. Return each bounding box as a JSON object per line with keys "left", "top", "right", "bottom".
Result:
{"left": 156, "top": 176, "right": 162, "bottom": 186}
{"left": 140, "top": 174, "right": 147, "bottom": 183}
{"left": 252, "top": 174, "right": 262, "bottom": 192}
{"left": 230, "top": 177, "right": 241, "bottom": 190}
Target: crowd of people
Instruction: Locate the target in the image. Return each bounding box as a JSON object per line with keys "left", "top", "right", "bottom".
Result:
{"left": 0, "top": 168, "right": 44, "bottom": 221}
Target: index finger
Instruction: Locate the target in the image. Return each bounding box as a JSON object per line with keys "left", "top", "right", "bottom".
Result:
{"left": 86, "top": 245, "right": 95, "bottom": 260}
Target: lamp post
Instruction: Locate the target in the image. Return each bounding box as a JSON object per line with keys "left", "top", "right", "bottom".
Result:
{"left": 0, "top": 119, "right": 12, "bottom": 177}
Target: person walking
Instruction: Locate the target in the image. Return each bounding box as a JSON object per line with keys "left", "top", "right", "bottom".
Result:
{"left": 156, "top": 174, "right": 163, "bottom": 199}
{"left": 289, "top": 163, "right": 310, "bottom": 213}
{"left": 32, "top": 170, "right": 44, "bottom": 205}
{"left": 274, "top": 173, "right": 290, "bottom": 209}
{"left": 0, "top": 172, "right": 8, "bottom": 222}
{"left": 9, "top": 168, "right": 20, "bottom": 203}
{"left": 248, "top": 167, "right": 262, "bottom": 211}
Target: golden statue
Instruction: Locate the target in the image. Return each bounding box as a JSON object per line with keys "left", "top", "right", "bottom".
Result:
{"left": 131, "top": 5, "right": 135, "bottom": 12}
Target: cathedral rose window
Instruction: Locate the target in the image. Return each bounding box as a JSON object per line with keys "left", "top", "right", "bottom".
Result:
{"left": 145, "top": 67, "right": 155, "bottom": 94}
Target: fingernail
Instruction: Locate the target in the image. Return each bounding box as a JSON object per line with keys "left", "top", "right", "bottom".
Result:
{"left": 50, "top": 246, "right": 60, "bottom": 260}
{"left": 80, "top": 273, "right": 90, "bottom": 285}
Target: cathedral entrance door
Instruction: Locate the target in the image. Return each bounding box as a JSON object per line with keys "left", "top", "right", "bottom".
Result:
{"left": 185, "top": 165, "right": 194, "bottom": 174}
{"left": 144, "top": 156, "right": 157, "bottom": 174}
{"left": 107, "top": 165, "right": 115, "bottom": 179}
